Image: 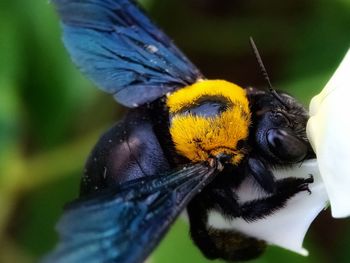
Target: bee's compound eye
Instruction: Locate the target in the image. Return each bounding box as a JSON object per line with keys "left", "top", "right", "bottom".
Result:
{"left": 270, "top": 112, "right": 290, "bottom": 126}
{"left": 267, "top": 128, "right": 308, "bottom": 163}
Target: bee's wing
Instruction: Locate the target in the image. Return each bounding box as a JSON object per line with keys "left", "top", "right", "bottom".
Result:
{"left": 42, "top": 162, "right": 218, "bottom": 263}
{"left": 53, "top": 0, "right": 203, "bottom": 108}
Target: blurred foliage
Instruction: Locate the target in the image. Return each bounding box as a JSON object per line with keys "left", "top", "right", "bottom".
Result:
{"left": 0, "top": 0, "right": 349, "bottom": 262}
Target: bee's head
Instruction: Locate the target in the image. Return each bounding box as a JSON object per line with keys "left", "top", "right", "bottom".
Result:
{"left": 249, "top": 89, "right": 314, "bottom": 165}
{"left": 247, "top": 38, "right": 314, "bottom": 165}
{"left": 167, "top": 80, "right": 251, "bottom": 166}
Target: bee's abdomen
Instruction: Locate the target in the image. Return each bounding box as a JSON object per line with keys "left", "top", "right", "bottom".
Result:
{"left": 81, "top": 108, "right": 170, "bottom": 196}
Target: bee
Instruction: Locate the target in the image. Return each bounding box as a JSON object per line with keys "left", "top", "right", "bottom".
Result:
{"left": 45, "top": 0, "right": 315, "bottom": 262}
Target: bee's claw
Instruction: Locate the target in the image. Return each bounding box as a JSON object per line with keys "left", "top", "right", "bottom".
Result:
{"left": 306, "top": 174, "right": 314, "bottom": 184}
{"left": 298, "top": 175, "right": 314, "bottom": 195}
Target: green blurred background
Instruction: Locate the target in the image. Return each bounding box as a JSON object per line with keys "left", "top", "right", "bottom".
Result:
{"left": 0, "top": 0, "right": 349, "bottom": 262}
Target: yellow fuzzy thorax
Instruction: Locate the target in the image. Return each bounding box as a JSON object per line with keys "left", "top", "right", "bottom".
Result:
{"left": 167, "top": 80, "right": 251, "bottom": 165}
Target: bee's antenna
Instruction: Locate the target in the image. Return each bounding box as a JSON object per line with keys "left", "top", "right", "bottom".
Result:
{"left": 249, "top": 37, "right": 289, "bottom": 108}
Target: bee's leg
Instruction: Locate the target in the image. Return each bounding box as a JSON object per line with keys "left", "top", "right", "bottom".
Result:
{"left": 239, "top": 175, "right": 314, "bottom": 221}
{"left": 208, "top": 188, "right": 241, "bottom": 217}
{"left": 247, "top": 157, "right": 276, "bottom": 193}
{"left": 203, "top": 229, "right": 266, "bottom": 261}
{"left": 187, "top": 195, "right": 266, "bottom": 261}
{"left": 187, "top": 196, "right": 220, "bottom": 260}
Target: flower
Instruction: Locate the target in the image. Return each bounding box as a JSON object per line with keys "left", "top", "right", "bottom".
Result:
{"left": 307, "top": 48, "right": 350, "bottom": 218}
{"left": 208, "top": 48, "right": 350, "bottom": 256}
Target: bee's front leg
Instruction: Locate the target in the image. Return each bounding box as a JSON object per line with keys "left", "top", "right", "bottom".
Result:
{"left": 239, "top": 175, "right": 314, "bottom": 221}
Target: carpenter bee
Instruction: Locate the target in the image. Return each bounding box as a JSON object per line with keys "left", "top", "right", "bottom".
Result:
{"left": 45, "top": 0, "right": 315, "bottom": 262}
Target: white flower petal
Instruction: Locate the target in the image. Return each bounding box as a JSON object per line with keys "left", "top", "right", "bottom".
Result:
{"left": 307, "top": 48, "right": 350, "bottom": 218}
{"left": 208, "top": 160, "right": 328, "bottom": 255}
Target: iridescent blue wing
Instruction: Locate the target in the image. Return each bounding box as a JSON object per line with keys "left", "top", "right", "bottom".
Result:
{"left": 42, "top": 163, "right": 218, "bottom": 263}
{"left": 53, "top": 0, "right": 203, "bottom": 107}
